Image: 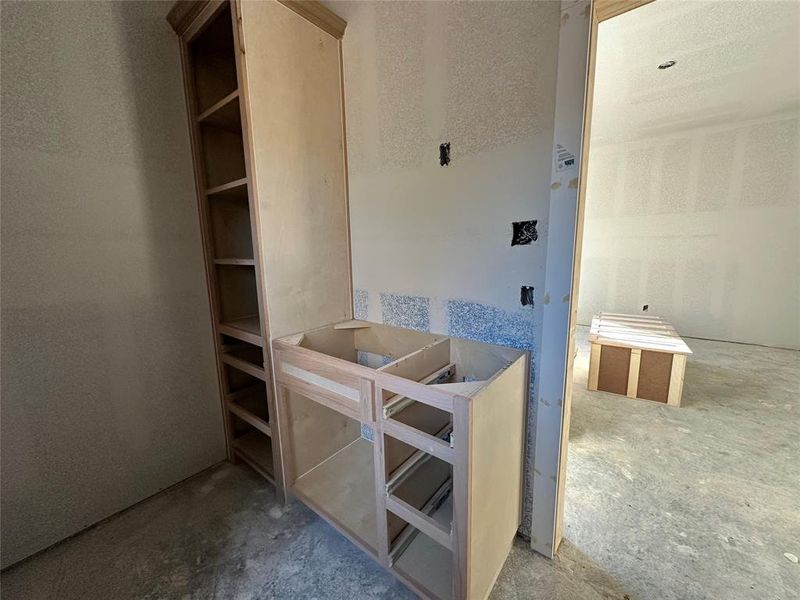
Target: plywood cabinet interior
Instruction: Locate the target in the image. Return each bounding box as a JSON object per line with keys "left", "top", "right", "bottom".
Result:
{"left": 167, "top": 0, "right": 351, "bottom": 496}
{"left": 168, "top": 3, "right": 528, "bottom": 598}
{"left": 273, "top": 321, "right": 529, "bottom": 599}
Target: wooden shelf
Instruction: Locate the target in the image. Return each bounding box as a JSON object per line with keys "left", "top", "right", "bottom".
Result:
{"left": 221, "top": 350, "right": 266, "bottom": 381}
{"left": 214, "top": 258, "right": 255, "bottom": 266}
{"left": 293, "top": 438, "right": 378, "bottom": 552}
{"left": 177, "top": 0, "right": 279, "bottom": 491}
{"left": 189, "top": 3, "right": 238, "bottom": 114}
{"left": 200, "top": 124, "right": 246, "bottom": 188}
{"left": 232, "top": 430, "right": 274, "bottom": 481}
{"left": 197, "top": 90, "right": 241, "bottom": 132}
{"left": 227, "top": 399, "right": 271, "bottom": 436}
{"left": 226, "top": 382, "right": 264, "bottom": 402}
{"left": 206, "top": 177, "right": 248, "bottom": 196}
{"left": 219, "top": 316, "right": 262, "bottom": 346}
{"left": 209, "top": 194, "right": 253, "bottom": 258}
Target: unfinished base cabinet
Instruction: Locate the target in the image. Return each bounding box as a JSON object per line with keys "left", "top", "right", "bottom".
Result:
{"left": 587, "top": 312, "right": 692, "bottom": 406}
{"left": 273, "top": 321, "right": 529, "bottom": 600}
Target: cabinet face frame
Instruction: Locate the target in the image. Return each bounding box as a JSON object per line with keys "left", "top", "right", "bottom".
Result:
{"left": 172, "top": 0, "right": 282, "bottom": 497}
{"left": 553, "top": 0, "right": 656, "bottom": 551}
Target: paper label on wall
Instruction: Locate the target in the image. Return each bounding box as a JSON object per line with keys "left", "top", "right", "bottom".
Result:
{"left": 555, "top": 143, "right": 576, "bottom": 172}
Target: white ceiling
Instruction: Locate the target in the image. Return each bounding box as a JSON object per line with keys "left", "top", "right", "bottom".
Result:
{"left": 591, "top": 0, "right": 800, "bottom": 144}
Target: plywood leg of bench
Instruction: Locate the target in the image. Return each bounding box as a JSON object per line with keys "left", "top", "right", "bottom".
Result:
{"left": 667, "top": 354, "right": 686, "bottom": 407}
{"left": 626, "top": 348, "right": 641, "bottom": 398}
{"left": 588, "top": 343, "right": 601, "bottom": 391}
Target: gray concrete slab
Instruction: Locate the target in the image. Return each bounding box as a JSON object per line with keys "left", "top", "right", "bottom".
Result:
{"left": 564, "top": 327, "right": 800, "bottom": 600}
{"left": 2, "top": 329, "right": 797, "bottom": 599}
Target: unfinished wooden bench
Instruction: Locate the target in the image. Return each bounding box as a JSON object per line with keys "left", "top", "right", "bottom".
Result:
{"left": 272, "top": 320, "right": 529, "bottom": 600}
{"left": 587, "top": 312, "right": 691, "bottom": 406}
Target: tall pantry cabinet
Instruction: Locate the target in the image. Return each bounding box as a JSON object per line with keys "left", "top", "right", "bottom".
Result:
{"left": 166, "top": 0, "right": 352, "bottom": 498}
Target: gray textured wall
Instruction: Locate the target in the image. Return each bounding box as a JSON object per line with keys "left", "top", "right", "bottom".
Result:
{"left": 326, "top": 0, "right": 562, "bottom": 537}
{"left": 578, "top": 114, "right": 800, "bottom": 349}
{"left": 1, "top": 1, "right": 225, "bottom": 567}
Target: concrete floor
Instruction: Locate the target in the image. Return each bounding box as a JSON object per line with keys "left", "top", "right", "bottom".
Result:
{"left": 565, "top": 327, "right": 800, "bottom": 600}
{"left": 2, "top": 328, "right": 798, "bottom": 599}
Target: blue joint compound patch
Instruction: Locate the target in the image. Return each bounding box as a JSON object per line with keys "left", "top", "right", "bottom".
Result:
{"left": 446, "top": 298, "right": 538, "bottom": 538}
{"left": 380, "top": 293, "right": 430, "bottom": 332}
{"left": 354, "top": 289, "right": 368, "bottom": 320}
{"left": 446, "top": 299, "right": 535, "bottom": 351}
{"left": 360, "top": 423, "right": 374, "bottom": 442}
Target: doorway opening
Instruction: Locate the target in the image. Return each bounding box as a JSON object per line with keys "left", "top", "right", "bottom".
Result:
{"left": 559, "top": 1, "right": 800, "bottom": 598}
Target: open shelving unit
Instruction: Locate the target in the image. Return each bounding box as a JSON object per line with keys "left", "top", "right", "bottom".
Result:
{"left": 169, "top": 0, "right": 352, "bottom": 508}
{"left": 177, "top": 2, "right": 277, "bottom": 485}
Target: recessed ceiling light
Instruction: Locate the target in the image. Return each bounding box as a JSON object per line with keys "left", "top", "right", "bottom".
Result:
{"left": 658, "top": 60, "right": 677, "bottom": 70}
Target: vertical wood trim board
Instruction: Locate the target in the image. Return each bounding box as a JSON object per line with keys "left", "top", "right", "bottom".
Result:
{"left": 551, "top": 0, "right": 655, "bottom": 553}
{"left": 626, "top": 348, "right": 641, "bottom": 398}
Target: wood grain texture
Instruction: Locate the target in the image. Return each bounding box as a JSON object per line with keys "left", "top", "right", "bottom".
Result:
{"left": 590, "top": 313, "right": 691, "bottom": 354}
{"left": 283, "top": 388, "right": 360, "bottom": 480}
{"left": 274, "top": 321, "right": 527, "bottom": 599}
{"left": 383, "top": 419, "right": 455, "bottom": 466}
{"left": 277, "top": 0, "right": 347, "bottom": 39}
{"left": 378, "top": 339, "right": 451, "bottom": 383}
{"left": 292, "top": 438, "right": 378, "bottom": 551}
{"left": 167, "top": 0, "right": 346, "bottom": 38}
{"left": 238, "top": 0, "right": 352, "bottom": 339}
{"left": 667, "top": 354, "right": 687, "bottom": 407}
{"left": 594, "top": 0, "right": 655, "bottom": 22}
{"left": 372, "top": 388, "right": 391, "bottom": 565}
{"left": 356, "top": 324, "right": 445, "bottom": 361}
{"left": 626, "top": 348, "right": 641, "bottom": 398}
{"left": 451, "top": 396, "right": 470, "bottom": 600}
{"left": 467, "top": 356, "right": 527, "bottom": 599}
{"left": 588, "top": 343, "right": 601, "bottom": 391}
{"left": 587, "top": 314, "right": 690, "bottom": 407}
{"left": 386, "top": 495, "right": 453, "bottom": 551}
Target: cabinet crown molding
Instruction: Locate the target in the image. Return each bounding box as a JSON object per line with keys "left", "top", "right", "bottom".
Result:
{"left": 167, "top": 0, "right": 347, "bottom": 40}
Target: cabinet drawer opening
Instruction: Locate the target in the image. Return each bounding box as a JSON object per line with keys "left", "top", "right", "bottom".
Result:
{"left": 384, "top": 435, "right": 453, "bottom": 551}
{"left": 388, "top": 496, "right": 454, "bottom": 600}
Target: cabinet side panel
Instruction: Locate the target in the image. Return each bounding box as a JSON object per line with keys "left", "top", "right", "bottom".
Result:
{"left": 468, "top": 355, "right": 527, "bottom": 599}
{"left": 238, "top": 0, "right": 352, "bottom": 338}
